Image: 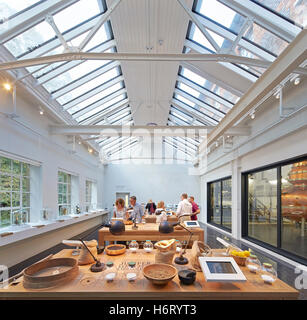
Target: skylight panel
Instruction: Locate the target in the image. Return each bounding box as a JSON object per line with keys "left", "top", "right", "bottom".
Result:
{"left": 177, "top": 82, "right": 200, "bottom": 98}
{"left": 4, "top": 20, "right": 55, "bottom": 57}
{"left": 195, "top": 0, "right": 241, "bottom": 32}
{"left": 0, "top": 1, "right": 42, "bottom": 19}
{"left": 74, "top": 93, "right": 126, "bottom": 122}
{"left": 251, "top": 0, "right": 306, "bottom": 27}
{"left": 52, "top": 0, "right": 101, "bottom": 33}
{"left": 56, "top": 67, "right": 119, "bottom": 105}
{"left": 243, "top": 22, "right": 289, "bottom": 56}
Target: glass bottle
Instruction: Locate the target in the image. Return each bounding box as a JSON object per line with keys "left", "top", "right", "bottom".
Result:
{"left": 143, "top": 240, "right": 153, "bottom": 253}
{"left": 176, "top": 240, "right": 182, "bottom": 253}
{"left": 129, "top": 240, "right": 139, "bottom": 253}
{"left": 126, "top": 261, "right": 138, "bottom": 282}
{"left": 260, "top": 263, "right": 277, "bottom": 284}
{"left": 104, "top": 264, "right": 117, "bottom": 282}
{"left": 246, "top": 254, "right": 261, "bottom": 273}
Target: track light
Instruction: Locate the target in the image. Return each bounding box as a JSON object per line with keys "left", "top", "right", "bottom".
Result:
{"left": 3, "top": 83, "right": 12, "bottom": 91}
{"left": 294, "top": 78, "right": 300, "bottom": 85}
{"left": 250, "top": 112, "right": 255, "bottom": 120}
{"left": 88, "top": 148, "right": 93, "bottom": 154}
{"left": 39, "top": 107, "right": 44, "bottom": 115}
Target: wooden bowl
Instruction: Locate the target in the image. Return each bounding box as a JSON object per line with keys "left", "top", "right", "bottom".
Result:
{"left": 143, "top": 263, "right": 177, "bottom": 285}
{"left": 105, "top": 244, "right": 126, "bottom": 256}
{"left": 23, "top": 258, "right": 79, "bottom": 289}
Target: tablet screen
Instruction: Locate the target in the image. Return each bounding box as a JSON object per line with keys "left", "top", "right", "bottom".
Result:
{"left": 207, "top": 262, "right": 237, "bottom": 274}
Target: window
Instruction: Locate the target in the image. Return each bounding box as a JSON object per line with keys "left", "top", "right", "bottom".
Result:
{"left": 85, "top": 180, "right": 97, "bottom": 212}
{"left": 208, "top": 177, "right": 232, "bottom": 231}
{"left": 58, "top": 171, "right": 71, "bottom": 216}
{"left": 0, "top": 156, "right": 31, "bottom": 228}
{"left": 242, "top": 156, "right": 307, "bottom": 264}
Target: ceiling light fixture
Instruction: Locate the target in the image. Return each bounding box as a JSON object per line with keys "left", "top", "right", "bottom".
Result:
{"left": 250, "top": 112, "right": 255, "bottom": 120}
{"left": 294, "top": 78, "right": 300, "bottom": 85}
{"left": 3, "top": 82, "right": 12, "bottom": 91}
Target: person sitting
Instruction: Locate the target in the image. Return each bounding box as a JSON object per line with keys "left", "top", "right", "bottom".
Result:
{"left": 176, "top": 193, "right": 192, "bottom": 221}
{"left": 113, "top": 198, "right": 128, "bottom": 220}
{"left": 145, "top": 199, "right": 157, "bottom": 215}
{"left": 155, "top": 201, "right": 166, "bottom": 215}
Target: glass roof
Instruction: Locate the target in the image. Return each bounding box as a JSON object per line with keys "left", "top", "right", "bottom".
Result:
{"left": 1, "top": 0, "right": 305, "bottom": 161}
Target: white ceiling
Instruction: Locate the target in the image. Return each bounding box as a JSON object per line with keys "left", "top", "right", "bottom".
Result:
{"left": 107, "top": 0, "right": 193, "bottom": 125}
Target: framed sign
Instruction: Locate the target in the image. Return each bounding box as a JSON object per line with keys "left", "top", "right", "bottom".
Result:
{"left": 183, "top": 220, "right": 200, "bottom": 228}
{"left": 198, "top": 257, "right": 247, "bottom": 282}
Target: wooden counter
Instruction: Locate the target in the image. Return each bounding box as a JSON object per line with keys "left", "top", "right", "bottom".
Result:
{"left": 0, "top": 249, "right": 298, "bottom": 300}
{"left": 98, "top": 223, "right": 205, "bottom": 247}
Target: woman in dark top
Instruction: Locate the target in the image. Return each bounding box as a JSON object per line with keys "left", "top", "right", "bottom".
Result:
{"left": 145, "top": 199, "right": 156, "bottom": 215}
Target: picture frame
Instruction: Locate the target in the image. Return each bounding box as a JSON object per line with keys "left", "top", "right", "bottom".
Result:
{"left": 198, "top": 257, "right": 247, "bottom": 282}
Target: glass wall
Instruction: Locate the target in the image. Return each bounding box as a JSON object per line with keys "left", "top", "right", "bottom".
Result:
{"left": 85, "top": 180, "right": 97, "bottom": 212}
{"left": 243, "top": 157, "right": 307, "bottom": 263}
{"left": 0, "top": 156, "right": 31, "bottom": 228}
{"left": 281, "top": 161, "right": 307, "bottom": 260}
{"left": 247, "top": 169, "right": 278, "bottom": 247}
{"left": 208, "top": 177, "right": 232, "bottom": 231}
{"left": 58, "top": 171, "right": 71, "bottom": 216}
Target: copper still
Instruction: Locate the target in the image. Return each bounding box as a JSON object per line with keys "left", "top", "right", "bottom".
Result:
{"left": 281, "top": 161, "right": 307, "bottom": 221}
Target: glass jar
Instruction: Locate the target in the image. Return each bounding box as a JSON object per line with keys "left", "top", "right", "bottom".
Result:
{"left": 129, "top": 240, "right": 139, "bottom": 253}
{"left": 104, "top": 264, "right": 117, "bottom": 282}
{"left": 260, "top": 263, "right": 277, "bottom": 284}
{"left": 143, "top": 240, "right": 153, "bottom": 253}
{"left": 126, "top": 261, "right": 138, "bottom": 282}
{"left": 246, "top": 254, "right": 261, "bottom": 273}
{"left": 176, "top": 240, "right": 182, "bottom": 253}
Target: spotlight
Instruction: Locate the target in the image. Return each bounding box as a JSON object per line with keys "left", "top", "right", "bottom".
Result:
{"left": 215, "top": 141, "right": 219, "bottom": 147}
{"left": 88, "top": 148, "right": 93, "bottom": 153}
{"left": 294, "top": 78, "right": 300, "bottom": 85}
{"left": 276, "top": 93, "right": 280, "bottom": 99}
{"left": 250, "top": 112, "right": 255, "bottom": 120}
{"left": 39, "top": 108, "right": 44, "bottom": 115}
{"left": 3, "top": 83, "right": 12, "bottom": 91}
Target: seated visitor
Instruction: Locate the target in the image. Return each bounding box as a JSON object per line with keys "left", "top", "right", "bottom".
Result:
{"left": 113, "top": 198, "right": 128, "bottom": 220}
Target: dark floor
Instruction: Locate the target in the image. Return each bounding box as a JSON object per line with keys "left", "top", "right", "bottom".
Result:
{"left": 201, "top": 222, "right": 307, "bottom": 300}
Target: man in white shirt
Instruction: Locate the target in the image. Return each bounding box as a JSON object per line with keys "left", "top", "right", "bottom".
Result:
{"left": 176, "top": 193, "right": 192, "bottom": 221}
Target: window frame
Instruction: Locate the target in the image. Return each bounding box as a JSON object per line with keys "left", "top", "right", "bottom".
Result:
{"left": 242, "top": 153, "right": 307, "bottom": 265}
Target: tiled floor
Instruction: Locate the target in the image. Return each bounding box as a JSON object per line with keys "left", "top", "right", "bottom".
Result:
{"left": 200, "top": 222, "right": 307, "bottom": 300}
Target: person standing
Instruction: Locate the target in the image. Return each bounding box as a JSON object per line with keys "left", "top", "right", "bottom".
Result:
{"left": 129, "top": 196, "right": 144, "bottom": 223}
{"left": 145, "top": 199, "right": 156, "bottom": 215}
{"left": 189, "top": 196, "right": 200, "bottom": 221}
{"left": 176, "top": 193, "right": 192, "bottom": 220}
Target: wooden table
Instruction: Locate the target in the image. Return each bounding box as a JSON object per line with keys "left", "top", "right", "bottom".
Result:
{"left": 0, "top": 249, "right": 298, "bottom": 300}
{"left": 98, "top": 223, "right": 205, "bottom": 247}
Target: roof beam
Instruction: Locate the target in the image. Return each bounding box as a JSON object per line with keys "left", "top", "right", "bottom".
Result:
{"left": 63, "top": 75, "right": 124, "bottom": 110}
{"left": 78, "top": 0, "right": 122, "bottom": 51}
{"left": 205, "top": 29, "right": 307, "bottom": 148}
{"left": 73, "top": 88, "right": 127, "bottom": 119}
{"left": 49, "top": 124, "right": 250, "bottom": 137}
{"left": 180, "top": 61, "right": 244, "bottom": 97}
{"left": 177, "top": 0, "right": 220, "bottom": 52}
{"left": 174, "top": 88, "right": 225, "bottom": 119}
{"left": 81, "top": 98, "right": 129, "bottom": 125}
{"left": 3, "top": 53, "right": 306, "bottom": 74}
{"left": 177, "top": 75, "right": 233, "bottom": 109}
{"left": 52, "top": 60, "right": 120, "bottom": 99}
{"left": 36, "top": 39, "right": 116, "bottom": 85}
{"left": 218, "top": 0, "right": 301, "bottom": 42}
{"left": 193, "top": 13, "right": 275, "bottom": 61}
{"left": 0, "top": 0, "right": 79, "bottom": 44}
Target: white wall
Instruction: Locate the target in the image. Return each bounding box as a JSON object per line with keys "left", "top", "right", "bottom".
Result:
{"left": 103, "top": 163, "right": 201, "bottom": 209}
{"left": 198, "top": 78, "right": 307, "bottom": 241}
{"left": 0, "top": 85, "right": 105, "bottom": 219}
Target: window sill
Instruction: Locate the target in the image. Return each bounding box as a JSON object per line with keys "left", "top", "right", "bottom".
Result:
{"left": 0, "top": 210, "right": 109, "bottom": 247}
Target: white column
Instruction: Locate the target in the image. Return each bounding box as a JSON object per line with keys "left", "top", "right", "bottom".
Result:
{"left": 231, "top": 157, "right": 242, "bottom": 239}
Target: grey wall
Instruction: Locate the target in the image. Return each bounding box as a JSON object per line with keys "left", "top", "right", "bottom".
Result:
{"left": 103, "top": 163, "right": 201, "bottom": 209}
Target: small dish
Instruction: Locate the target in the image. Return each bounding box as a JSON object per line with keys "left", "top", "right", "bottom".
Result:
{"left": 178, "top": 269, "right": 196, "bottom": 285}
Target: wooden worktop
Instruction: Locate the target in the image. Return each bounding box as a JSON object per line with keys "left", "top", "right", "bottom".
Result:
{"left": 98, "top": 223, "right": 204, "bottom": 246}
{"left": 0, "top": 249, "right": 298, "bottom": 300}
